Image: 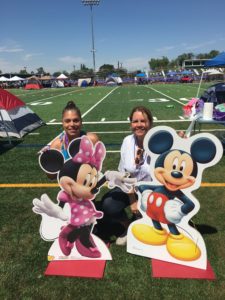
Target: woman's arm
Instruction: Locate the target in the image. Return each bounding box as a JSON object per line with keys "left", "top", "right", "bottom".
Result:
{"left": 50, "top": 138, "right": 61, "bottom": 150}
{"left": 86, "top": 132, "right": 99, "bottom": 145}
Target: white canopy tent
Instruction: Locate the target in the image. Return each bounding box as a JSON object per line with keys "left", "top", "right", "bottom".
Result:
{"left": 196, "top": 69, "right": 224, "bottom": 97}
{"left": 0, "top": 76, "right": 10, "bottom": 82}
{"left": 56, "top": 74, "right": 68, "bottom": 80}
{"left": 9, "top": 76, "right": 25, "bottom": 81}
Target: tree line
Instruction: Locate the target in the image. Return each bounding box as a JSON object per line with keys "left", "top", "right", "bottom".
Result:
{"left": 0, "top": 50, "right": 220, "bottom": 79}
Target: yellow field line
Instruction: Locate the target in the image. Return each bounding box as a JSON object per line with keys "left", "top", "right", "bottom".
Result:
{"left": 0, "top": 183, "right": 59, "bottom": 188}
{"left": 0, "top": 183, "right": 225, "bottom": 188}
{"left": 201, "top": 183, "right": 225, "bottom": 187}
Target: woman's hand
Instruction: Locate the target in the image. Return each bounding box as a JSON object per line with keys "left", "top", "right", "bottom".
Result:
{"left": 129, "top": 193, "right": 139, "bottom": 214}
{"left": 130, "top": 200, "right": 139, "bottom": 214}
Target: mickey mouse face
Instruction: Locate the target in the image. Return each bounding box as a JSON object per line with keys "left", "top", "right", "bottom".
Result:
{"left": 144, "top": 126, "right": 223, "bottom": 192}
{"left": 155, "top": 150, "right": 196, "bottom": 191}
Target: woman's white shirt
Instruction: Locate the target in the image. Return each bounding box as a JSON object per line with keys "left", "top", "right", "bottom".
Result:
{"left": 118, "top": 134, "right": 152, "bottom": 182}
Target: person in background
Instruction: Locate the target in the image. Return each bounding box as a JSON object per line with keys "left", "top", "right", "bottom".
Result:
{"left": 50, "top": 101, "right": 99, "bottom": 158}
{"left": 95, "top": 106, "right": 153, "bottom": 245}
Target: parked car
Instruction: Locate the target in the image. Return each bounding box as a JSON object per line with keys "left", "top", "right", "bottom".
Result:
{"left": 180, "top": 75, "right": 193, "bottom": 83}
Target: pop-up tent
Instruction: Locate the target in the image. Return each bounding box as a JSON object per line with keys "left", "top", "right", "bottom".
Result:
{"left": 9, "top": 76, "right": 25, "bottom": 82}
{"left": 200, "top": 82, "right": 225, "bottom": 105}
{"left": 25, "top": 77, "right": 42, "bottom": 90}
{"left": 0, "top": 88, "right": 45, "bottom": 140}
{"left": 57, "top": 74, "right": 68, "bottom": 80}
{"left": 78, "top": 78, "right": 92, "bottom": 87}
{"left": 181, "top": 70, "right": 193, "bottom": 75}
{"left": 105, "top": 76, "right": 122, "bottom": 86}
{"left": 204, "top": 52, "right": 225, "bottom": 67}
{"left": 0, "top": 76, "right": 10, "bottom": 82}
{"left": 51, "top": 80, "right": 64, "bottom": 88}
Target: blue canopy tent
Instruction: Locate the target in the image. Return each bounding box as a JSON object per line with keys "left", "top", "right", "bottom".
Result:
{"left": 135, "top": 72, "right": 148, "bottom": 84}
{"left": 196, "top": 52, "right": 225, "bottom": 97}
{"left": 166, "top": 71, "right": 178, "bottom": 76}
{"left": 204, "top": 52, "right": 225, "bottom": 67}
{"left": 135, "top": 72, "right": 147, "bottom": 77}
{"left": 181, "top": 70, "right": 193, "bottom": 75}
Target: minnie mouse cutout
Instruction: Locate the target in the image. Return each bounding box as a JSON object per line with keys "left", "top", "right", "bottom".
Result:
{"left": 33, "top": 136, "right": 135, "bottom": 260}
{"left": 127, "top": 126, "right": 223, "bottom": 269}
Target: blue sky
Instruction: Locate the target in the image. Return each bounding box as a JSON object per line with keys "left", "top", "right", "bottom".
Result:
{"left": 1, "top": 0, "right": 225, "bottom": 73}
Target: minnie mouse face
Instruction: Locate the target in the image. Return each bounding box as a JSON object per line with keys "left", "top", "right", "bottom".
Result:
{"left": 39, "top": 136, "right": 106, "bottom": 200}
{"left": 59, "top": 163, "right": 98, "bottom": 199}
{"left": 154, "top": 150, "right": 196, "bottom": 191}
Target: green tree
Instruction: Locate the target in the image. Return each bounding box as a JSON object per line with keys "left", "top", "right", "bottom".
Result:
{"left": 176, "top": 53, "right": 194, "bottom": 67}
{"left": 168, "top": 59, "right": 179, "bottom": 70}
{"left": 115, "top": 68, "right": 128, "bottom": 78}
{"left": 36, "top": 67, "right": 45, "bottom": 76}
{"left": 98, "top": 64, "right": 115, "bottom": 78}
{"left": 19, "top": 69, "right": 28, "bottom": 75}
{"left": 148, "top": 56, "right": 169, "bottom": 71}
{"left": 207, "top": 50, "right": 220, "bottom": 58}
{"left": 196, "top": 50, "right": 220, "bottom": 59}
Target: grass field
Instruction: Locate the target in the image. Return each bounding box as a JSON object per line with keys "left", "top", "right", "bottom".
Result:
{"left": 0, "top": 83, "right": 225, "bottom": 299}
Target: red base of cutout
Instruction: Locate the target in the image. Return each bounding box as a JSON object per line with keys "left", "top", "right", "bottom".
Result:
{"left": 45, "top": 260, "right": 107, "bottom": 279}
{"left": 152, "top": 259, "right": 216, "bottom": 280}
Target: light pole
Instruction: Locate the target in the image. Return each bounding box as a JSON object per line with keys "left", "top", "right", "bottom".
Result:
{"left": 82, "top": 0, "right": 100, "bottom": 74}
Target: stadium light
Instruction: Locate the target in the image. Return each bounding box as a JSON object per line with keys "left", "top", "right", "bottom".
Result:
{"left": 82, "top": 0, "right": 100, "bottom": 73}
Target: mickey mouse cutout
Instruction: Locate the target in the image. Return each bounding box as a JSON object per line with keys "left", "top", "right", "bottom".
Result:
{"left": 33, "top": 136, "right": 135, "bottom": 260}
{"left": 127, "top": 126, "right": 223, "bottom": 269}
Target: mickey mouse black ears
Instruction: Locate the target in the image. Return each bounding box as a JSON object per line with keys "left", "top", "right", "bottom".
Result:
{"left": 148, "top": 130, "right": 174, "bottom": 154}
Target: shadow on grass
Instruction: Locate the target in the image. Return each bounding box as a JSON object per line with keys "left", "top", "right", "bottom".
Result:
{"left": 189, "top": 221, "right": 218, "bottom": 235}
{"left": 0, "top": 139, "right": 23, "bottom": 154}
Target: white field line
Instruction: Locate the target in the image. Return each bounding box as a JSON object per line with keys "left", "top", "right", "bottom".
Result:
{"left": 81, "top": 86, "right": 119, "bottom": 118}
{"left": 15, "top": 87, "right": 78, "bottom": 98}
{"left": 46, "top": 119, "right": 192, "bottom": 125}
{"left": 27, "top": 88, "right": 91, "bottom": 104}
{"left": 28, "top": 132, "right": 40, "bottom": 135}
{"left": 145, "top": 86, "right": 184, "bottom": 105}
{"left": 14, "top": 89, "right": 52, "bottom": 97}
{"left": 91, "top": 129, "right": 225, "bottom": 133}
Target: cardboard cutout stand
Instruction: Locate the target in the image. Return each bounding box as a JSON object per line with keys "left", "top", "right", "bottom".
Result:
{"left": 151, "top": 259, "right": 216, "bottom": 280}
{"left": 33, "top": 137, "right": 110, "bottom": 278}
{"left": 127, "top": 126, "right": 223, "bottom": 279}
{"left": 33, "top": 136, "right": 134, "bottom": 278}
{"left": 45, "top": 260, "right": 107, "bottom": 278}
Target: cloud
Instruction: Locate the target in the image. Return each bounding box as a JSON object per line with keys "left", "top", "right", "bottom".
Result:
{"left": 58, "top": 56, "right": 86, "bottom": 64}
{"left": 123, "top": 57, "right": 149, "bottom": 71}
{"left": 0, "top": 58, "right": 24, "bottom": 72}
{"left": 184, "top": 40, "right": 216, "bottom": 51}
{"left": 156, "top": 45, "right": 176, "bottom": 52}
{"left": 23, "top": 53, "right": 43, "bottom": 61}
{"left": 0, "top": 46, "right": 23, "bottom": 53}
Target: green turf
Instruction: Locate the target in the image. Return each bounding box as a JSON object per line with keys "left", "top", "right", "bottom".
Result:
{"left": 0, "top": 83, "right": 225, "bottom": 299}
